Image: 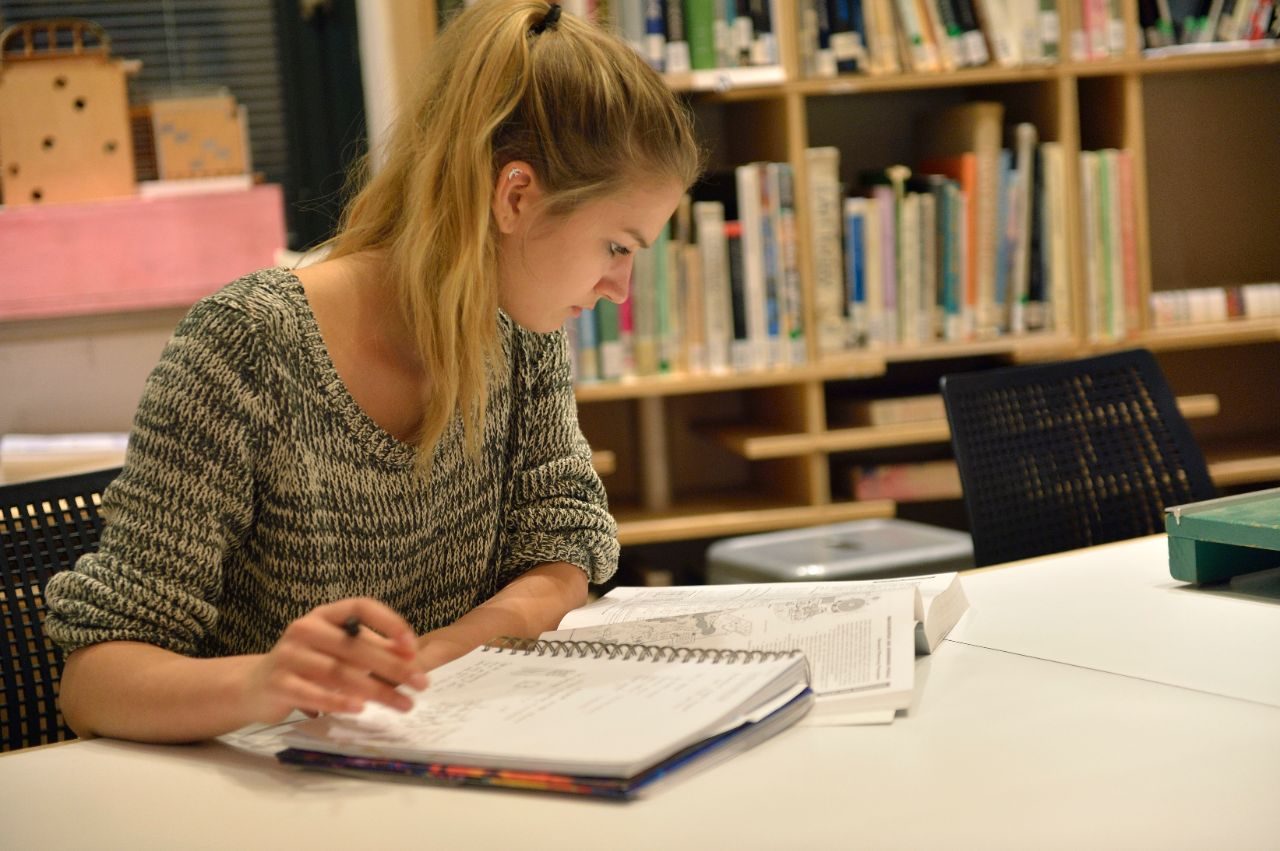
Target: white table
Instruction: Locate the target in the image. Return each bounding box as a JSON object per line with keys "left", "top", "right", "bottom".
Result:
{"left": 949, "top": 534, "right": 1280, "bottom": 706}
{"left": 3, "top": 537, "right": 1278, "bottom": 850}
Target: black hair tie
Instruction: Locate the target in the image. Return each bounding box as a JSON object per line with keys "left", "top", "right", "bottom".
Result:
{"left": 531, "top": 3, "right": 561, "bottom": 35}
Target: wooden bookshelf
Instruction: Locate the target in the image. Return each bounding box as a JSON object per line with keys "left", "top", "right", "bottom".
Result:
{"left": 613, "top": 493, "right": 895, "bottom": 546}
{"left": 414, "top": 2, "right": 1280, "bottom": 548}
{"left": 1205, "top": 440, "right": 1280, "bottom": 489}
{"left": 1133, "top": 318, "right": 1280, "bottom": 353}
{"left": 706, "top": 394, "right": 1220, "bottom": 460}
{"left": 591, "top": 450, "right": 616, "bottom": 477}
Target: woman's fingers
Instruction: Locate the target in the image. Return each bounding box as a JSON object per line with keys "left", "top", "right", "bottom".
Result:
{"left": 282, "top": 613, "right": 427, "bottom": 692}
{"left": 318, "top": 598, "right": 419, "bottom": 659}
{"left": 279, "top": 644, "right": 416, "bottom": 711}
{"left": 277, "top": 672, "right": 365, "bottom": 716}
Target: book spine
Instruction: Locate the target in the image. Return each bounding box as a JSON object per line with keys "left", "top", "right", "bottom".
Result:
{"left": 939, "top": 180, "right": 962, "bottom": 340}
{"left": 644, "top": 0, "right": 667, "bottom": 71}
{"left": 1079, "top": 149, "right": 1104, "bottom": 341}
{"left": 693, "top": 200, "right": 733, "bottom": 372}
{"left": 631, "top": 239, "right": 659, "bottom": 375}
{"left": 1041, "top": 141, "right": 1070, "bottom": 335}
{"left": 735, "top": 163, "right": 771, "bottom": 368}
{"left": 872, "top": 184, "right": 898, "bottom": 346}
{"left": 1039, "top": 0, "right": 1061, "bottom": 60}
{"left": 899, "top": 192, "right": 922, "bottom": 343}
{"left": 654, "top": 224, "right": 676, "bottom": 372}
{"left": 1099, "top": 149, "right": 1124, "bottom": 340}
{"left": 828, "top": 0, "right": 869, "bottom": 73}
{"left": 618, "top": 0, "right": 648, "bottom": 55}
{"left": 1009, "top": 122, "right": 1038, "bottom": 334}
{"left": 576, "top": 308, "right": 601, "bottom": 382}
{"left": 918, "top": 190, "right": 939, "bottom": 343}
{"left": 725, "top": 219, "right": 753, "bottom": 370}
{"left": 994, "top": 148, "right": 1013, "bottom": 335}
{"left": 808, "top": 147, "right": 848, "bottom": 355}
{"left": 844, "top": 196, "right": 870, "bottom": 347}
{"left": 686, "top": 0, "right": 720, "bottom": 69}
{"left": 1025, "top": 141, "right": 1047, "bottom": 332}
{"left": 759, "top": 163, "right": 784, "bottom": 366}
{"left": 681, "top": 242, "right": 708, "bottom": 372}
{"left": 618, "top": 287, "right": 637, "bottom": 377}
{"left": 749, "top": 0, "right": 779, "bottom": 65}
{"left": 1116, "top": 149, "right": 1141, "bottom": 338}
{"left": 733, "top": 0, "right": 756, "bottom": 65}
{"left": 596, "top": 298, "right": 625, "bottom": 379}
{"left": 775, "top": 162, "right": 806, "bottom": 365}
{"left": 663, "top": 0, "right": 691, "bottom": 72}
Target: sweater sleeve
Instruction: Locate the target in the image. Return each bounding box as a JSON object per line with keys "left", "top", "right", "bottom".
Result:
{"left": 497, "top": 327, "right": 619, "bottom": 586}
{"left": 44, "top": 298, "right": 262, "bottom": 657}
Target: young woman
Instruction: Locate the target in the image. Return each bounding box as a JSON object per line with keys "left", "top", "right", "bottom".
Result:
{"left": 45, "top": 0, "right": 701, "bottom": 743}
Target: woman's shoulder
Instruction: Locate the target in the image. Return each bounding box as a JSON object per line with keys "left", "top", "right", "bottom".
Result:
{"left": 201, "top": 266, "right": 304, "bottom": 318}
{"left": 178, "top": 267, "right": 310, "bottom": 341}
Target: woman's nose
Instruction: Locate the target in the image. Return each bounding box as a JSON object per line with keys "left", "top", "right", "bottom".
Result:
{"left": 596, "top": 265, "right": 632, "bottom": 304}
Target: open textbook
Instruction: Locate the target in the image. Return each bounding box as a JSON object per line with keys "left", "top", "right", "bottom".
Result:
{"left": 277, "top": 638, "right": 811, "bottom": 800}
{"left": 543, "top": 573, "right": 968, "bottom": 725}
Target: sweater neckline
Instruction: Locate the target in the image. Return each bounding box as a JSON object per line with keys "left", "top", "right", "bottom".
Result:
{"left": 273, "top": 267, "right": 417, "bottom": 470}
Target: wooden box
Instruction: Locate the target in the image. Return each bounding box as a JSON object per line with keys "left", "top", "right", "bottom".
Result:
{"left": 150, "top": 93, "right": 250, "bottom": 179}
{"left": 0, "top": 19, "right": 137, "bottom": 206}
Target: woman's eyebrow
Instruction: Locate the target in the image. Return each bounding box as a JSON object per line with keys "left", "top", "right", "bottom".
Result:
{"left": 624, "top": 228, "right": 650, "bottom": 249}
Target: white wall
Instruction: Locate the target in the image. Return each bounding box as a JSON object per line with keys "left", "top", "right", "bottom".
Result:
{"left": 0, "top": 310, "right": 184, "bottom": 435}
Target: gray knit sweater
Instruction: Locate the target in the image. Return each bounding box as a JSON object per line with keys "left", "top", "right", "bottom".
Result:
{"left": 44, "top": 268, "right": 618, "bottom": 658}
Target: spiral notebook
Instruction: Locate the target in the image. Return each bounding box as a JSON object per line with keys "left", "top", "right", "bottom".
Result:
{"left": 276, "top": 638, "right": 812, "bottom": 799}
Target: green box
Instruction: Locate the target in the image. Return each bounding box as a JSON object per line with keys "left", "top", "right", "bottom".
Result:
{"left": 1165, "top": 487, "right": 1280, "bottom": 583}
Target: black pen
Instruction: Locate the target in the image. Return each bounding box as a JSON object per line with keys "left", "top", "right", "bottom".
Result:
{"left": 342, "top": 615, "right": 362, "bottom": 637}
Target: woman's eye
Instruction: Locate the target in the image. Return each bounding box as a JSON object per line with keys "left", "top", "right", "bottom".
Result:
{"left": 609, "top": 242, "right": 632, "bottom": 258}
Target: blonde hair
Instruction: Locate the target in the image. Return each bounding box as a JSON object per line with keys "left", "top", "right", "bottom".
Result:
{"left": 329, "top": 0, "right": 701, "bottom": 472}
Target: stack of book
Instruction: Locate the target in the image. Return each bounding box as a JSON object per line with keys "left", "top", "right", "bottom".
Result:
{"left": 1149, "top": 282, "right": 1280, "bottom": 328}
{"left": 810, "top": 103, "right": 1071, "bottom": 356}
{"left": 1140, "top": 0, "right": 1279, "bottom": 52}
{"left": 798, "top": 0, "right": 1059, "bottom": 76}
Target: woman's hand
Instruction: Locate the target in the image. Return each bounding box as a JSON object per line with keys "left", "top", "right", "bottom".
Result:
{"left": 244, "top": 597, "right": 428, "bottom": 723}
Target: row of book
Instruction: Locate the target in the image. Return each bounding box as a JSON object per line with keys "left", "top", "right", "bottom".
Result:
{"left": 1148, "top": 283, "right": 1280, "bottom": 328}
{"left": 440, "top": 1, "right": 782, "bottom": 73}
{"left": 613, "top": 0, "right": 782, "bottom": 72}
{"left": 800, "top": 0, "right": 1054, "bottom": 75}
{"left": 1079, "top": 148, "right": 1140, "bottom": 343}
{"left": 568, "top": 159, "right": 806, "bottom": 382}
{"left": 811, "top": 0, "right": 1277, "bottom": 76}
{"left": 566, "top": 108, "right": 1146, "bottom": 381}
{"left": 1140, "top": 0, "right": 1280, "bottom": 49}
{"left": 811, "top": 129, "right": 1071, "bottom": 352}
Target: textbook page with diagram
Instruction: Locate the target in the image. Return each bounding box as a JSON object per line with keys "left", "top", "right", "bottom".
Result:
{"left": 545, "top": 573, "right": 969, "bottom": 725}
{"left": 545, "top": 588, "right": 915, "bottom": 724}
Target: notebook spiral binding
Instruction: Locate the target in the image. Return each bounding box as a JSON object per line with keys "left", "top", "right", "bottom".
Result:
{"left": 484, "top": 636, "right": 801, "bottom": 665}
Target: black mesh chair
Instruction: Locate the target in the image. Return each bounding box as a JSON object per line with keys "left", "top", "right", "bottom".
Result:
{"left": 1, "top": 467, "right": 120, "bottom": 751}
{"left": 940, "top": 349, "right": 1215, "bottom": 567}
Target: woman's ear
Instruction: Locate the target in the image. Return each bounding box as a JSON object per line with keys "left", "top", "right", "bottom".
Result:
{"left": 492, "top": 160, "right": 538, "bottom": 234}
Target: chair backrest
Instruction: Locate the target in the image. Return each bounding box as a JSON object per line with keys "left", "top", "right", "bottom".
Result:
{"left": 1, "top": 466, "right": 120, "bottom": 751}
{"left": 940, "top": 349, "right": 1215, "bottom": 567}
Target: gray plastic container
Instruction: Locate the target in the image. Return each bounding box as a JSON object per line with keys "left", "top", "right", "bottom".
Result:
{"left": 706, "top": 518, "right": 974, "bottom": 583}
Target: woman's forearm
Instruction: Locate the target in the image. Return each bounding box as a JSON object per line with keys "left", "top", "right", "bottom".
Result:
{"left": 59, "top": 642, "right": 262, "bottom": 743}
{"left": 60, "top": 598, "right": 427, "bottom": 745}
{"left": 417, "top": 561, "right": 589, "bottom": 668}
